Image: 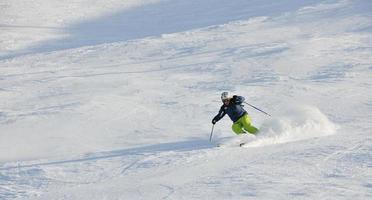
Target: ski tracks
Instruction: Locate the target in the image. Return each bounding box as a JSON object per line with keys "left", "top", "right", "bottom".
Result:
{"left": 0, "top": 152, "right": 149, "bottom": 198}
{"left": 0, "top": 142, "right": 215, "bottom": 199}
{"left": 313, "top": 138, "right": 372, "bottom": 198}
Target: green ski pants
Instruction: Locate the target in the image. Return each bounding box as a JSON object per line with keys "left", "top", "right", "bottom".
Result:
{"left": 232, "top": 113, "right": 259, "bottom": 135}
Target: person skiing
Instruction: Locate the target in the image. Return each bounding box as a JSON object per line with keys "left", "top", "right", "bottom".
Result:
{"left": 212, "top": 92, "right": 259, "bottom": 135}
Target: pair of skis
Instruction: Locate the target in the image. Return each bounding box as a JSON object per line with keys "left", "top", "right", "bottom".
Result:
{"left": 216, "top": 143, "right": 246, "bottom": 147}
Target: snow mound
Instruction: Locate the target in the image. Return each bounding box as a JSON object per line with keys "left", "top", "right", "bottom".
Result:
{"left": 244, "top": 105, "right": 338, "bottom": 147}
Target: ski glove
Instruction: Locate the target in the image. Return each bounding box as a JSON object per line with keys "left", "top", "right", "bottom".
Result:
{"left": 212, "top": 119, "right": 217, "bottom": 124}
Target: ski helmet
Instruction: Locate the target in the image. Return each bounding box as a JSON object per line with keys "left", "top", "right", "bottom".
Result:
{"left": 221, "top": 92, "right": 230, "bottom": 101}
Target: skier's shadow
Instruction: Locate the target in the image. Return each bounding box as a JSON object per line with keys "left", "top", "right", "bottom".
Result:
{"left": 0, "top": 139, "right": 213, "bottom": 170}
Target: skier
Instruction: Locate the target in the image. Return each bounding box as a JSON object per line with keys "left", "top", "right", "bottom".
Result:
{"left": 212, "top": 92, "right": 259, "bottom": 135}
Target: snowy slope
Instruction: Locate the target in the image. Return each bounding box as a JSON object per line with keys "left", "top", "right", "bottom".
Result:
{"left": 1, "top": 0, "right": 372, "bottom": 199}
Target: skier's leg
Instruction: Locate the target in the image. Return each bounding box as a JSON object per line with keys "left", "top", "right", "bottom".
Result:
{"left": 241, "top": 114, "right": 259, "bottom": 134}
{"left": 232, "top": 122, "right": 245, "bottom": 135}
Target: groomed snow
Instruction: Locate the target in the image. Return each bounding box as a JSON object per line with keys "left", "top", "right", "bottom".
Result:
{"left": 0, "top": 0, "right": 372, "bottom": 199}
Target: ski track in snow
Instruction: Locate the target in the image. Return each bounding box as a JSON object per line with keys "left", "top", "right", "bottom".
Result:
{"left": 0, "top": 0, "right": 372, "bottom": 199}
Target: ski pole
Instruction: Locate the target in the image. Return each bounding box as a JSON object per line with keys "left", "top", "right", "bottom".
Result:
{"left": 209, "top": 124, "right": 215, "bottom": 142}
{"left": 243, "top": 102, "right": 271, "bottom": 117}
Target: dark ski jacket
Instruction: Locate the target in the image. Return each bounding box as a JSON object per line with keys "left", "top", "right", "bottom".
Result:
{"left": 212, "top": 95, "right": 247, "bottom": 123}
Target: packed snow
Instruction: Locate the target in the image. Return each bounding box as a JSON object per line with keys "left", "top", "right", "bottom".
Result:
{"left": 0, "top": 0, "right": 371, "bottom": 199}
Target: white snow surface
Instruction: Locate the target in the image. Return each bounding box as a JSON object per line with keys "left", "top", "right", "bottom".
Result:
{"left": 0, "top": 0, "right": 372, "bottom": 199}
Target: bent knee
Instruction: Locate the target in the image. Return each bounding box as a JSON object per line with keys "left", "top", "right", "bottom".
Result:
{"left": 232, "top": 124, "right": 244, "bottom": 134}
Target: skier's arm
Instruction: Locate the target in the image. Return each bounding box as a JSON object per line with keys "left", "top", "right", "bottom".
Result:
{"left": 232, "top": 95, "right": 245, "bottom": 105}
{"left": 212, "top": 106, "right": 226, "bottom": 124}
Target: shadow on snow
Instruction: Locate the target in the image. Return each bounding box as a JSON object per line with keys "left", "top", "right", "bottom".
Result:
{"left": 1, "top": 0, "right": 320, "bottom": 60}
{"left": 0, "top": 139, "right": 213, "bottom": 170}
